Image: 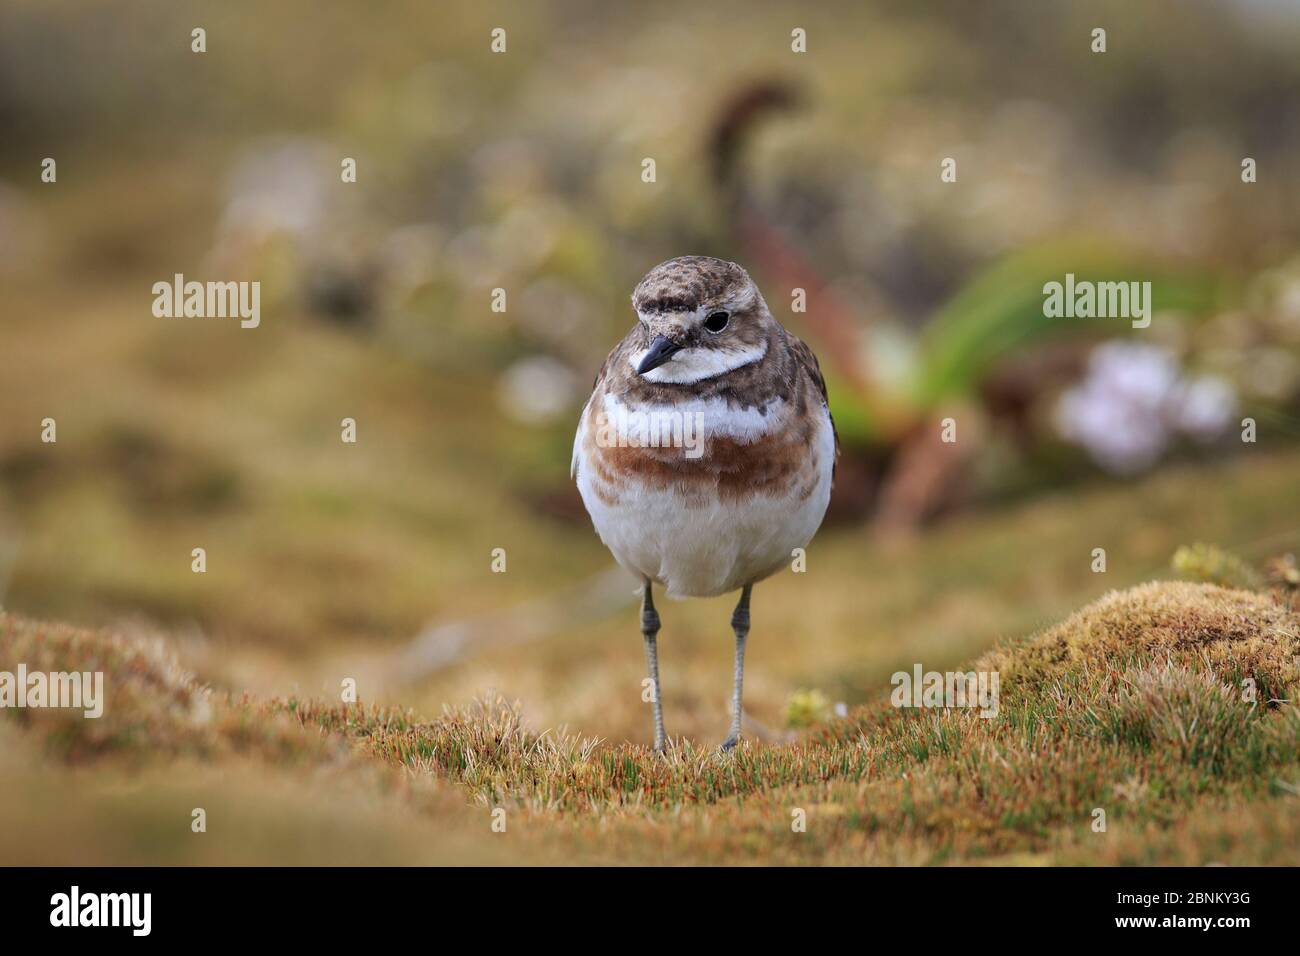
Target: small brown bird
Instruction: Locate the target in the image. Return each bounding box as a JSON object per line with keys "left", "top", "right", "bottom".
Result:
{"left": 572, "top": 256, "right": 837, "bottom": 751}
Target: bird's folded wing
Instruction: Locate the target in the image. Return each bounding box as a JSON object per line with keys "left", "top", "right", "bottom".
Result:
{"left": 787, "top": 332, "right": 840, "bottom": 473}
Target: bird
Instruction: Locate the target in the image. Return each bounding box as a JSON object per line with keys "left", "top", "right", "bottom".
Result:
{"left": 572, "top": 255, "right": 837, "bottom": 752}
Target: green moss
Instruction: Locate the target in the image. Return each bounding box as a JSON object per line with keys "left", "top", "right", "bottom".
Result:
{"left": 1172, "top": 543, "right": 1265, "bottom": 591}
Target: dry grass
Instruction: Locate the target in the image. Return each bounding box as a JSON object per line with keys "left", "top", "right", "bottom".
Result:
{"left": 3, "top": 578, "right": 1297, "bottom": 865}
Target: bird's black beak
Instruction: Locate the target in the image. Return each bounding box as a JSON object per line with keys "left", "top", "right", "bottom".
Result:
{"left": 636, "top": 335, "right": 684, "bottom": 375}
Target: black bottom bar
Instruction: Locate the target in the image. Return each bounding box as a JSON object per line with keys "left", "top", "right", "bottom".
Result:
{"left": 0, "top": 866, "right": 1276, "bottom": 941}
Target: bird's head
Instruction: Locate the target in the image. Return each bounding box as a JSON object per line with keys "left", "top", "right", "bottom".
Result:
{"left": 629, "top": 256, "right": 775, "bottom": 384}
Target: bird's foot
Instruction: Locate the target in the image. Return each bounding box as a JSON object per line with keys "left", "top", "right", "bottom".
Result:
{"left": 719, "top": 735, "right": 739, "bottom": 753}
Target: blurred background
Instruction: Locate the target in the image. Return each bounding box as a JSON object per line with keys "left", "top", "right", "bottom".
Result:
{"left": 1, "top": 0, "right": 1299, "bottom": 746}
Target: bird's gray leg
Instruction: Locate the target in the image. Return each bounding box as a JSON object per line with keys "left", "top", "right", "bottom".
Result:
{"left": 721, "top": 583, "right": 752, "bottom": 752}
{"left": 641, "top": 580, "right": 667, "bottom": 753}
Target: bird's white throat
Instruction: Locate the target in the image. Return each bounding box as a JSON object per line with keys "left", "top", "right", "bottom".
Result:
{"left": 628, "top": 339, "right": 768, "bottom": 384}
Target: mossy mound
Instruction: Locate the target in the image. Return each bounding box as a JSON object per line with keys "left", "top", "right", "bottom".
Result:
{"left": 983, "top": 581, "right": 1300, "bottom": 706}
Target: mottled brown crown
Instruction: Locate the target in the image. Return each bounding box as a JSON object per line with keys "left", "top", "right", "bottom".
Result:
{"left": 631, "top": 256, "right": 751, "bottom": 315}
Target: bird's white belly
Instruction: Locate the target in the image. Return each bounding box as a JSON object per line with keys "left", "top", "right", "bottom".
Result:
{"left": 575, "top": 405, "right": 834, "bottom": 598}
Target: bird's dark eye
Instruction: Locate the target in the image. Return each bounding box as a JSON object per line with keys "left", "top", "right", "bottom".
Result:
{"left": 703, "top": 311, "right": 730, "bottom": 333}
